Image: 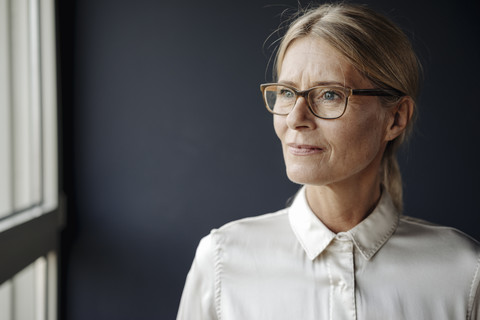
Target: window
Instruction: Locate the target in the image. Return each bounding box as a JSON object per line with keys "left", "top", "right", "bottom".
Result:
{"left": 0, "top": 0, "right": 61, "bottom": 319}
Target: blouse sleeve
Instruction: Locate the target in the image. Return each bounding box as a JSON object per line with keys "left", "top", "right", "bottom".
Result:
{"left": 470, "top": 257, "right": 480, "bottom": 320}
{"left": 177, "top": 234, "right": 218, "bottom": 320}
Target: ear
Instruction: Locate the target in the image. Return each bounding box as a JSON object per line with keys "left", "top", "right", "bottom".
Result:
{"left": 385, "top": 96, "right": 414, "bottom": 142}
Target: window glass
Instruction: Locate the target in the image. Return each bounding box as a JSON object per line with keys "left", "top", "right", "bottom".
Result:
{"left": 0, "top": 0, "right": 59, "bottom": 319}
{"left": 0, "top": 0, "right": 12, "bottom": 218}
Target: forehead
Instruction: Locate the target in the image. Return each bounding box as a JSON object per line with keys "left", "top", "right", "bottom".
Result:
{"left": 279, "top": 36, "right": 369, "bottom": 89}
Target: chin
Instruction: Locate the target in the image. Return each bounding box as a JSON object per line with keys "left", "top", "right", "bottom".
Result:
{"left": 282, "top": 149, "right": 331, "bottom": 184}
{"left": 286, "top": 167, "right": 327, "bottom": 186}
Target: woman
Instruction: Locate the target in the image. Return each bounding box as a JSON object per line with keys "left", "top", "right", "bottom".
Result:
{"left": 177, "top": 3, "right": 480, "bottom": 319}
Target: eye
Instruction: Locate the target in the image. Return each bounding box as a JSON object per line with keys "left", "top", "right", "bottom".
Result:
{"left": 310, "top": 87, "right": 346, "bottom": 110}
{"left": 323, "top": 90, "right": 340, "bottom": 101}
{"left": 312, "top": 88, "right": 345, "bottom": 104}
{"left": 278, "top": 88, "right": 296, "bottom": 99}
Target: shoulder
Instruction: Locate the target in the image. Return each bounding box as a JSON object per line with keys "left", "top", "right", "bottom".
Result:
{"left": 210, "top": 209, "right": 291, "bottom": 244}
{"left": 196, "top": 209, "right": 293, "bottom": 257}
{"left": 396, "top": 215, "right": 480, "bottom": 267}
{"left": 398, "top": 215, "right": 480, "bottom": 248}
{"left": 384, "top": 216, "right": 480, "bottom": 318}
{"left": 215, "top": 209, "right": 289, "bottom": 234}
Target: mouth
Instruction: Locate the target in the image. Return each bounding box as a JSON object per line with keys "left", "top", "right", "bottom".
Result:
{"left": 287, "top": 144, "right": 324, "bottom": 156}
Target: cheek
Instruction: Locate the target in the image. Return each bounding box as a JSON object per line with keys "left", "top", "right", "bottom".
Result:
{"left": 273, "top": 116, "right": 286, "bottom": 141}
{"left": 328, "top": 112, "right": 387, "bottom": 161}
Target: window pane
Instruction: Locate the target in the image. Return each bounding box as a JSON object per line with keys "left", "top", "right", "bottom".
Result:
{"left": 12, "top": 256, "right": 48, "bottom": 320}
{"left": 47, "top": 252, "right": 56, "bottom": 320}
{"left": 40, "top": 0, "right": 58, "bottom": 212}
{"left": 13, "top": 263, "right": 36, "bottom": 320}
{"left": 0, "top": 0, "right": 12, "bottom": 218}
{"left": 35, "top": 257, "right": 47, "bottom": 320}
{"left": 0, "top": 280, "right": 13, "bottom": 320}
{"left": 28, "top": 0, "right": 43, "bottom": 208}
{"left": 0, "top": 0, "right": 59, "bottom": 317}
{"left": 11, "top": 0, "right": 34, "bottom": 211}
{"left": 0, "top": 254, "right": 56, "bottom": 320}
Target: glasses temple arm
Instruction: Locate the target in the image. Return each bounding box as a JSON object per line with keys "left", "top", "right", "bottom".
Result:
{"left": 352, "top": 88, "right": 405, "bottom": 97}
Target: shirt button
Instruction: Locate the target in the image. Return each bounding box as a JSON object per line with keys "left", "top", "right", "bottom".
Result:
{"left": 336, "top": 233, "right": 349, "bottom": 241}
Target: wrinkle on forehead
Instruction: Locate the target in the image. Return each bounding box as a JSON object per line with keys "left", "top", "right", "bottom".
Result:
{"left": 278, "top": 36, "right": 370, "bottom": 90}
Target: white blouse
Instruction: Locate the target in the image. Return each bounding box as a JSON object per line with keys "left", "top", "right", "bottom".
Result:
{"left": 177, "top": 187, "right": 480, "bottom": 319}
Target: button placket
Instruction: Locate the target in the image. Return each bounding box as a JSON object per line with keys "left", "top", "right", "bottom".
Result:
{"left": 326, "top": 238, "right": 356, "bottom": 320}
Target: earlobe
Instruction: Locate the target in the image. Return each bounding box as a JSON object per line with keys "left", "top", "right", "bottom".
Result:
{"left": 385, "top": 96, "right": 414, "bottom": 141}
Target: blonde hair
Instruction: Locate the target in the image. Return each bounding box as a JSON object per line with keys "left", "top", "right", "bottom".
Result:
{"left": 274, "top": 3, "right": 421, "bottom": 211}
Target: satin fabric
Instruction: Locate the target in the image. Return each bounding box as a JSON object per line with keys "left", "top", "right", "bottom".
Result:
{"left": 177, "top": 187, "right": 480, "bottom": 319}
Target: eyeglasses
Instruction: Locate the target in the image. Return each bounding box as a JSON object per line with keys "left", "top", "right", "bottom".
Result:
{"left": 260, "top": 83, "right": 404, "bottom": 119}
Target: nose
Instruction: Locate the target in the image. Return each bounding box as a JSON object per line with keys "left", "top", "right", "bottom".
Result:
{"left": 285, "top": 96, "right": 317, "bottom": 130}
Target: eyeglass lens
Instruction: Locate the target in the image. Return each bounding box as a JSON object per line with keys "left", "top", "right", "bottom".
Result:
{"left": 264, "top": 85, "right": 348, "bottom": 119}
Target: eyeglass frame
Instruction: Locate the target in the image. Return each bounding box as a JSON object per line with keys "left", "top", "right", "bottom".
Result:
{"left": 260, "top": 83, "right": 405, "bottom": 120}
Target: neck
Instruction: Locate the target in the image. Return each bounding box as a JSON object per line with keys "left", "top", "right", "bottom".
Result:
{"left": 305, "top": 176, "right": 382, "bottom": 233}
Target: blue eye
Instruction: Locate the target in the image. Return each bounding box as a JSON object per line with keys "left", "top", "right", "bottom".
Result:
{"left": 310, "top": 87, "right": 346, "bottom": 111}
{"left": 279, "top": 88, "right": 295, "bottom": 99}
{"left": 323, "top": 91, "right": 338, "bottom": 100}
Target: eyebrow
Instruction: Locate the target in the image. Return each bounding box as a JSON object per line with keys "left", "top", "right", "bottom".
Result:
{"left": 277, "top": 80, "right": 347, "bottom": 88}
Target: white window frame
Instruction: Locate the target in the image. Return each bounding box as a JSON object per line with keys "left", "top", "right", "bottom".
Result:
{"left": 0, "top": 0, "right": 62, "bottom": 319}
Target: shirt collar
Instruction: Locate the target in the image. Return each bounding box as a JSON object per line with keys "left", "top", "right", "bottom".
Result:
{"left": 288, "top": 186, "right": 399, "bottom": 261}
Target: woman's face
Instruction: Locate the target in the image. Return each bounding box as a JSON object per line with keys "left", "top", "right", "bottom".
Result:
{"left": 274, "top": 36, "right": 393, "bottom": 188}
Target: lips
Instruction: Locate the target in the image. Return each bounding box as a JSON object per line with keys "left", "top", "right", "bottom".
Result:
{"left": 287, "top": 144, "right": 324, "bottom": 156}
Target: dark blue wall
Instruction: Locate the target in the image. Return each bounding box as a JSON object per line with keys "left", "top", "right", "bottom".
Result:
{"left": 58, "top": 0, "right": 480, "bottom": 319}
